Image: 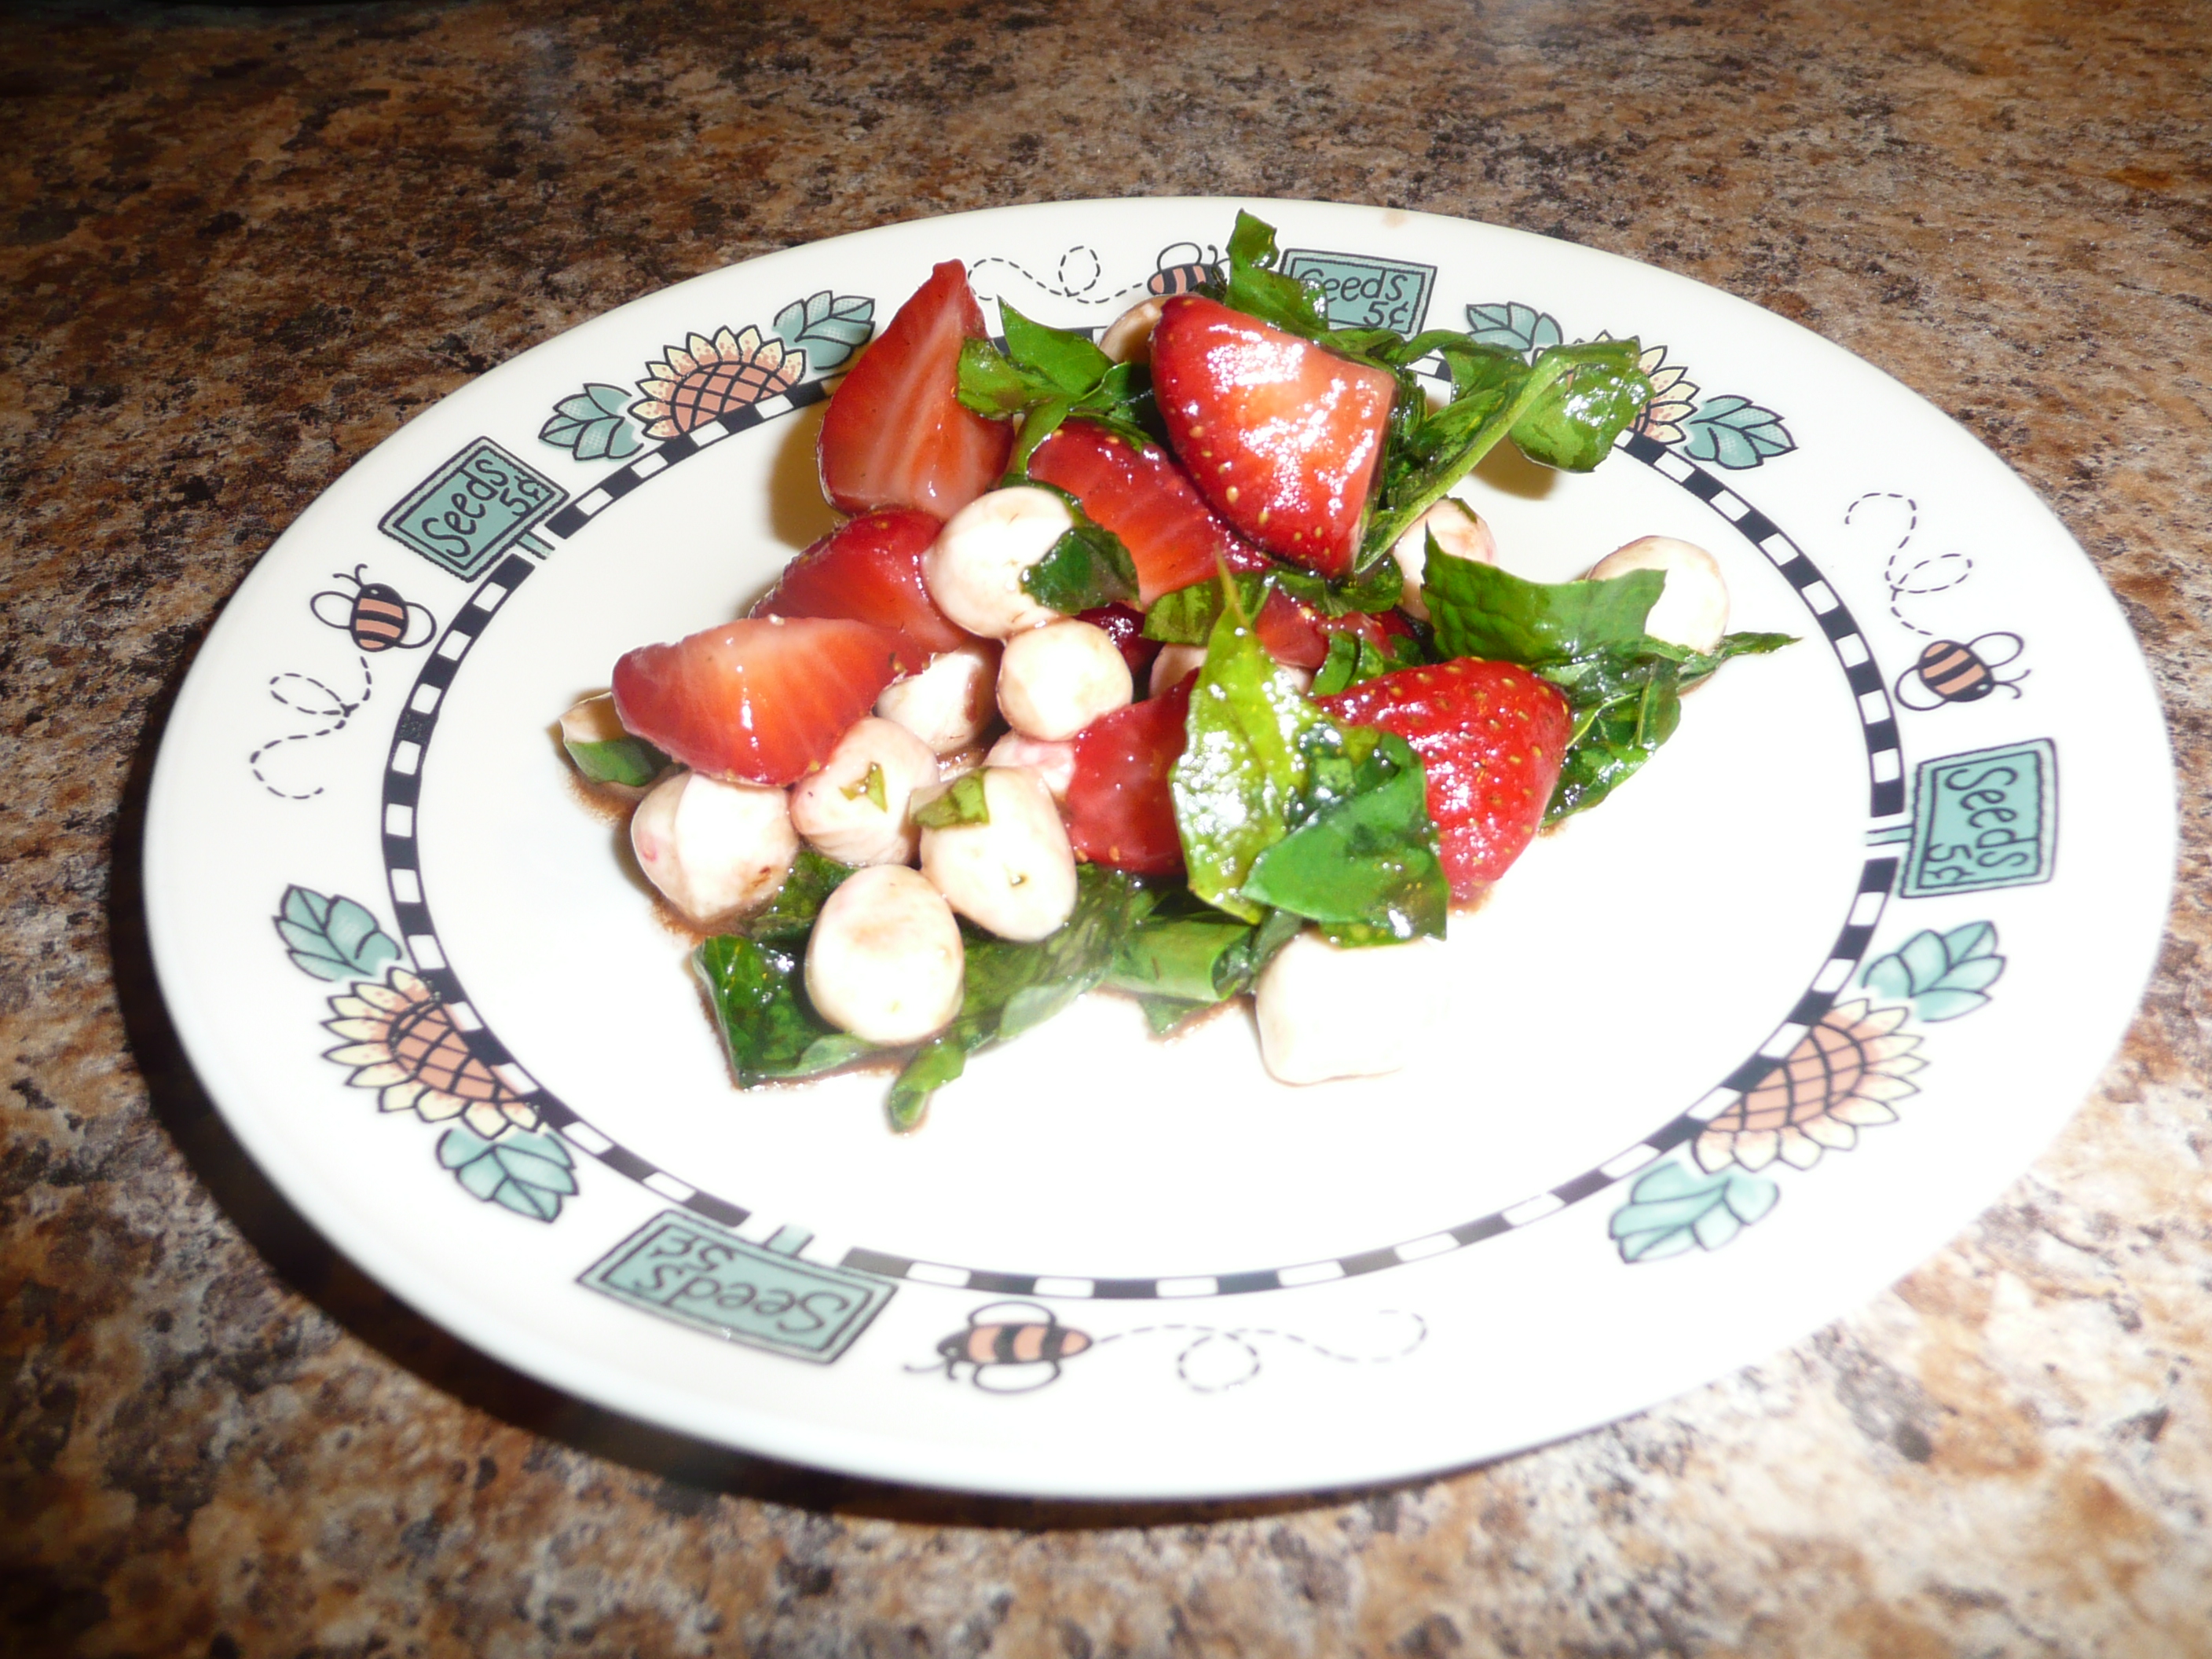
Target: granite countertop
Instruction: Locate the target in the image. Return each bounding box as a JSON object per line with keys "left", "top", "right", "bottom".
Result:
{"left": 4, "top": 0, "right": 2207, "bottom": 1652}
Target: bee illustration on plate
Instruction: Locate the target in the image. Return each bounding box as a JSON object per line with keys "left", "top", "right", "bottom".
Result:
{"left": 1148, "top": 242, "right": 1221, "bottom": 296}
{"left": 912, "top": 1301, "right": 1093, "bottom": 1393}
{"left": 310, "top": 566, "right": 437, "bottom": 653}
{"left": 1894, "top": 633, "right": 2029, "bottom": 710}
{"left": 252, "top": 569, "right": 438, "bottom": 800}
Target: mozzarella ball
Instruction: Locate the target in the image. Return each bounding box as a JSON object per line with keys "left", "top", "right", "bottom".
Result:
{"left": 1391, "top": 498, "right": 1498, "bottom": 622}
{"left": 804, "top": 865, "right": 965, "bottom": 1044}
{"left": 986, "top": 731, "right": 1079, "bottom": 801}
{"left": 919, "top": 767, "right": 1079, "bottom": 943}
{"left": 630, "top": 769, "right": 799, "bottom": 926}
{"left": 787, "top": 716, "right": 941, "bottom": 867}
{"left": 875, "top": 641, "right": 1003, "bottom": 755}
{"left": 923, "top": 487, "right": 1073, "bottom": 638}
{"left": 1587, "top": 536, "right": 1730, "bottom": 654}
{"left": 938, "top": 744, "right": 990, "bottom": 782}
{"left": 1148, "top": 643, "right": 1208, "bottom": 698}
{"left": 1099, "top": 297, "right": 1166, "bottom": 365}
{"left": 997, "top": 618, "right": 1133, "bottom": 741}
{"left": 1254, "top": 930, "right": 1449, "bottom": 1086}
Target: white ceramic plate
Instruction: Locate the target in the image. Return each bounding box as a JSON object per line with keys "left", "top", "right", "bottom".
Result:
{"left": 145, "top": 199, "right": 2174, "bottom": 1499}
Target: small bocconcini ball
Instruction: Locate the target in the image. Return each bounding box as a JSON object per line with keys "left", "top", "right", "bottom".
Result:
{"left": 998, "top": 618, "right": 1133, "bottom": 741}
{"left": 1391, "top": 498, "right": 1498, "bottom": 622}
{"left": 919, "top": 766, "right": 1079, "bottom": 943}
{"left": 1254, "top": 930, "right": 1449, "bottom": 1086}
{"left": 924, "top": 487, "right": 1074, "bottom": 639}
{"left": 1586, "top": 535, "right": 1729, "bottom": 654}
{"left": 630, "top": 769, "right": 799, "bottom": 926}
{"left": 1099, "top": 297, "right": 1166, "bottom": 365}
{"left": 787, "top": 716, "right": 941, "bottom": 867}
{"left": 986, "top": 731, "right": 1079, "bottom": 801}
{"left": 804, "top": 865, "right": 965, "bottom": 1045}
{"left": 876, "top": 641, "right": 1002, "bottom": 755}
{"left": 1148, "top": 643, "right": 1208, "bottom": 698}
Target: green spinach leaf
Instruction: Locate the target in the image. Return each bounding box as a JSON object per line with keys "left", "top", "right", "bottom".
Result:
{"left": 694, "top": 934, "right": 875, "bottom": 1086}
{"left": 1242, "top": 731, "right": 1446, "bottom": 945}
{"left": 743, "top": 847, "right": 855, "bottom": 943}
{"left": 1020, "top": 516, "right": 1141, "bottom": 613}
{"left": 887, "top": 866, "right": 1158, "bottom": 1129}
{"left": 1170, "top": 606, "right": 1325, "bottom": 923}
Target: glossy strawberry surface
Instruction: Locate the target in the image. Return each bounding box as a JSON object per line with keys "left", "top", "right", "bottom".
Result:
{"left": 612, "top": 617, "right": 914, "bottom": 786}
{"left": 1027, "top": 418, "right": 1269, "bottom": 603}
{"left": 749, "top": 508, "right": 972, "bottom": 658}
{"left": 1150, "top": 295, "right": 1397, "bottom": 578}
{"left": 1319, "top": 658, "right": 1572, "bottom": 899}
{"left": 816, "top": 261, "right": 1013, "bottom": 518}
{"left": 1065, "top": 674, "right": 1196, "bottom": 875}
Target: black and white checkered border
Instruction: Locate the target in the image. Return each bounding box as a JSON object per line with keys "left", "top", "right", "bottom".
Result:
{"left": 379, "top": 405, "right": 1900, "bottom": 1301}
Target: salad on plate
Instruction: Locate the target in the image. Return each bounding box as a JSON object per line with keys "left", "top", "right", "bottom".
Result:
{"left": 557, "top": 212, "right": 1790, "bottom": 1129}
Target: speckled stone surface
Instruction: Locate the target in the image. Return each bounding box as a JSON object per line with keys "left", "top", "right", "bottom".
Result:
{"left": 4, "top": 0, "right": 2208, "bottom": 1653}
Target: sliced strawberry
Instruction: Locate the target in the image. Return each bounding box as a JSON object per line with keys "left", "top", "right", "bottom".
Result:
{"left": 1027, "top": 419, "right": 1269, "bottom": 603}
{"left": 749, "top": 508, "right": 973, "bottom": 657}
{"left": 1318, "top": 659, "right": 1572, "bottom": 899}
{"left": 1254, "top": 588, "right": 1329, "bottom": 670}
{"left": 817, "top": 261, "right": 1013, "bottom": 518}
{"left": 1149, "top": 295, "right": 1398, "bottom": 578}
{"left": 1066, "top": 672, "right": 1194, "bottom": 876}
{"left": 613, "top": 617, "right": 913, "bottom": 786}
{"left": 1075, "top": 601, "right": 1161, "bottom": 684}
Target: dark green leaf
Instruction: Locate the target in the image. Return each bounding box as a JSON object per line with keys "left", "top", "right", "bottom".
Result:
{"left": 565, "top": 733, "right": 668, "bottom": 788}
{"left": 744, "top": 846, "right": 855, "bottom": 942}
{"left": 1268, "top": 558, "right": 1406, "bottom": 617}
{"left": 1141, "top": 569, "right": 1271, "bottom": 643}
{"left": 1424, "top": 551, "right": 1664, "bottom": 665}
{"left": 1170, "top": 610, "right": 1324, "bottom": 923}
{"left": 1242, "top": 732, "right": 1446, "bottom": 945}
{"left": 1510, "top": 352, "right": 1657, "bottom": 471}
{"left": 885, "top": 866, "right": 1155, "bottom": 1129}
{"left": 1308, "top": 628, "right": 1402, "bottom": 697}
{"left": 1001, "top": 300, "right": 1115, "bottom": 394}
{"left": 694, "top": 934, "right": 875, "bottom": 1085}
{"left": 954, "top": 337, "right": 1044, "bottom": 418}
{"left": 1020, "top": 518, "right": 1140, "bottom": 613}
{"left": 914, "top": 771, "right": 991, "bottom": 830}
{"left": 1108, "top": 913, "right": 1262, "bottom": 1004}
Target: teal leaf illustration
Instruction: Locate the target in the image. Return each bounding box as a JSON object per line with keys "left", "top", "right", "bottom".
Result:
{"left": 437, "top": 1126, "right": 578, "bottom": 1221}
{"left": 773, "top": 291, "right": 877, "bottom": 372}
{"left": 1862, "top": 921, "right": 2006, "bottom": 1021}
{"left": 1679, "top": 394, "right": 1795, "bottom": 469}
{"left": 1463, "top": 301, "right": 1562, "bottom": 359}
{"left": 276, "top": 885, "right": 399, "bottom": 982}
{"left": 1610, "top": 1158, "right": 1780, "bottom": 1262}
{"left": 539, "top": 383, "right": 643, "bottom": 462}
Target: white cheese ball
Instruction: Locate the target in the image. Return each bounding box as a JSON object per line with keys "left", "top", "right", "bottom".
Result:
{"left": 629, "top": 769, "right": 798, "bottom": 926}
{"left": 997, "top": 617, "right": 1133, "bottom": 741}
{"left": 804, "top": 864, "right": 965, "bottom": 1045}
{"left": 985, "top": 731, "right": 1079, "bottom": 801}
{"left": 1148, "top": 643, "right": 1208, "bottom": 698}
{"left": 1391, "top": 498, "right": 1498, "bottom": 622}
{"left": 918, "top": 766, "right": 1079, "bottom": 943}
{"left": 1587, "top": 535, "right": 1730, "bottom": 654}
{"left": 787, "top": 716, "right": 941, "bottom": 867}
{"left": 923, "top": 486, "right": 1072, "bottom": 639}
{"left": 875, "top": 640, "right": 1003, "bottom": 756}
{"left": 1099, "top": 296, "right": 1166, "bottom": 365}
{"left": 1254, "top": 930, "right": 1449, "bottom": 1086}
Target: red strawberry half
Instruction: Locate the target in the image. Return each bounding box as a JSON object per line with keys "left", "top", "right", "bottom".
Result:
{"left": 1318, "top": 659, "right": 1572, "bottom": 899}
{"left": 1027, "top": 418, "right": 1269, "bottom": 603}
{"left": 613, "top": 617, "right": 913, "bottom": 786}
{"left": 817, "top": 261, "right": 1013, "bottom": 518}
{"left": 1065, "top": 672, "right": 1195, "bottom": 875}
{"left": 749, "top": 507, "right": 973, "bottom": 658}
{"left": 1149, "top": 295, "right": 1397, "bottom": 578}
